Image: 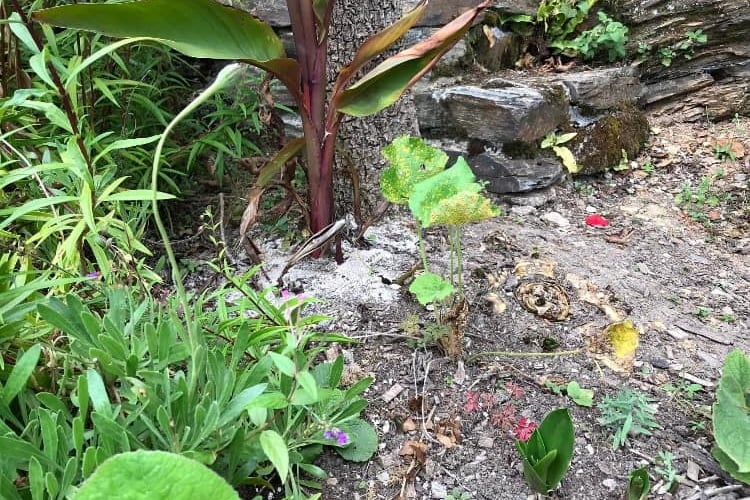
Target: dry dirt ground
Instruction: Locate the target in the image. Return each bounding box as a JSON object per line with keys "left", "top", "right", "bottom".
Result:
{"left": 181, "top": 114, "right": 750, "bottom": 499}
{"left": 257, "top": 115, "right": 750, "bottom": 500}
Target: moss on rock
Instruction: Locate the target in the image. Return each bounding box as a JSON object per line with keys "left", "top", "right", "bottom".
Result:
{"left": 569, "top": 105, "right": 649, "bottom": 175}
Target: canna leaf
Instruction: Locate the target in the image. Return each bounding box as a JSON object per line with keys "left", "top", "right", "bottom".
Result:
{"left": 336, "top": 0, "right": 491, "bottom": 116}
{"left": 33, "top": 0, "right": 302, "bottom": 101}
{"left": 33, "top": 0, "right": 283, "bottom": 61}
{"left": 335, "top": 1, "right": 428, "bottom": 91}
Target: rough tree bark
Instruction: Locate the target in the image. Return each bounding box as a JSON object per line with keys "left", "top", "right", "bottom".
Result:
{"left": 327, "top": 0, "right": 420, "bottom": 225}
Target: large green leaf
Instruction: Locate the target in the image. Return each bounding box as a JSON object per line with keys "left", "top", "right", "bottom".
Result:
{"left": 33, "top": 0, "right": 283, "bottom": 61}
{"left": 535, "top": 408, "right": 575, "bottom": 490}
{"left": 408, "top": 158, "right": 497, "bottom": 228}
{"left": 336, "top": 0, "right": 491, "bottom": 116}
{"left": 713, "top": 349, "right": 750, "bottom": 473}
{"left": 379, "top": 136, "right": 447, "bottom": 205}
{"left": 76, "top": 450, "right": 239, "bottom": 500}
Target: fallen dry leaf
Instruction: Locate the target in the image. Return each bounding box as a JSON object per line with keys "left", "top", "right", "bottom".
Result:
{"left": 399, "top": 440, "right": 428, "bottom": 464}
{"left": 401, "top": 418, "right": 417, "bottom": 432}
{"left": 587, "top": 319, "right": 640, "bottom": 372}
{"left": 484, "top": 292, "right": 507, "bottom": 314}
{"left": 711, "top": 137, "right": 745, "bottom": 158}
{"left": 514, "top": 258, "right": 556, "bottom": 278}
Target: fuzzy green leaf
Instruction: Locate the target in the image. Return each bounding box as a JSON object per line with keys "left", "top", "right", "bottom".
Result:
{"left": 409, "top": 272, "right": 454, "bottom": 306}
{"left": 76, "top": 450, "right": 239, "bottom": 499}
{"left": 379, "top": 136, "right": 448, "bottom": 204}
{"left": 712, "top": 349, "right": 750, "bottom": 473}
{"left": 408, "top": 158, "right": 497, "bottom": 228}
{"left": 712, "top": 445, "right": 750, "bottom": 484}
{"left": 336, "top": 419, "right": 378, "bottom": 462}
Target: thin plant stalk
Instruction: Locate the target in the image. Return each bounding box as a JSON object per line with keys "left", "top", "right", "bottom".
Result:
{"left": 416, "top": 221, "right": 429, "bottom": 273}
{"left": 150, "top": 63, "right": 243, "bottom": 356}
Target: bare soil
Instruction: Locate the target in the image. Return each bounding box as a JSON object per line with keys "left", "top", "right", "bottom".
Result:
{"left": 179, "top": 114, "right": 750, "bottom": 499}
{"left": 302, "top": 116, "right": 750, "bottom": 500}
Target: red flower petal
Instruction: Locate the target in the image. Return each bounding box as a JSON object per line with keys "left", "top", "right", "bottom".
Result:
{"left": 585, "top": 214, "right": 609, "bottom": 227}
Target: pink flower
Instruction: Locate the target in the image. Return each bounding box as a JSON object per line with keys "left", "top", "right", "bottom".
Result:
{"left": 585, "top": 214, "right": 609, "bottom": 228}
{"left": 513, "top": 417, "right": 538, "bottom": 442}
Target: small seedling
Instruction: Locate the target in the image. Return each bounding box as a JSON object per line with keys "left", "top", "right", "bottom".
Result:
{"left": 545, "top": 380, "right": 565, "bottom": 395}
{"left": 541, "top": 131, "right": 579, "bottom": 173}
{"left": 654, "top": 451, "right": 680, "bottom": 493}
{"left": 640, "top": 161, "right": 655, "bottom": 174}
{"left": 446, "top": 487, "right": 472, "bottom": 500}
{"left": 690, "top": 419, "right": 706, "bottom": 432}
{"left": 693, "top": 306, "right": 712, "bottom": 319}
{"left": 566, "top": 381, "right": 594, "bottom": 407}
{"left": 714, "top": 142, "right": 737, "bottom": 161}
{"left": 663, "top": 380, "right": 702, "bottom": 401}
{"left": 720, "top": 312, "right": 737, "bottom": 323}
{"left": 613, "top": 149, "right": 630, "bottom": 171}
{"left": 597, "top": 388, "right": 660, "bottom": 449}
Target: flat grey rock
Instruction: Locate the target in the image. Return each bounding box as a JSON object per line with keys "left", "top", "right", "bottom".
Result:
{"left": 467, "top": 153, "right": 565, "bottom": 193}
{"left": 417, "top": 81, "right": 569, "bottom": 143}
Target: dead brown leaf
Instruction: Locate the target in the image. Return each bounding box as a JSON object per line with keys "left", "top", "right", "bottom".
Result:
{"left": 398, "top": 440, "right": 428, "bottom": 464}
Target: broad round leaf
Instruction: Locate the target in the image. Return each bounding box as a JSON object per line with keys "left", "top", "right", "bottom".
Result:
{"left": 409, "top": 272, "right": 454, "bottom": 305}
{"left": 76, "top": 450, "right": 239, "bottom": 500}
{"left": 408, "top": 157, "right": 497, "bottom": 228}
{"left": 379, "top": 136, "right": 448, "bottom": 204}
{"left": 713, "top": 349, "right": 750, "bottom": 473}
{"left": 336, "top": 419, "right": 378, "bottom": 462}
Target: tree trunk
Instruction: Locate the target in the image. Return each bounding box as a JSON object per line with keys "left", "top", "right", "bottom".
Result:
{"left": 327, "top": 0, "right": 420, "bottom": 224}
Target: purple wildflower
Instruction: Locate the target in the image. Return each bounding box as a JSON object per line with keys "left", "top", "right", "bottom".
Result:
{"left": 324, "top": 428, "right": 349, "bottom": 446}
{"left": 85, "top": 271, "right": 101, "bottom": 280}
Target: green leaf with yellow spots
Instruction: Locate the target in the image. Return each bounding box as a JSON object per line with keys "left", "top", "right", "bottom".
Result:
{"left": 408, "top": 157, "right": 498, "bottom": 227}
{"left": 379, "top": 136, "right": 448, "bottom": 204}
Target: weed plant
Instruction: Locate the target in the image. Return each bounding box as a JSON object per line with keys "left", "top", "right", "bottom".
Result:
{"left": 597, "top": 388, "right": 660, "bottom": 449}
